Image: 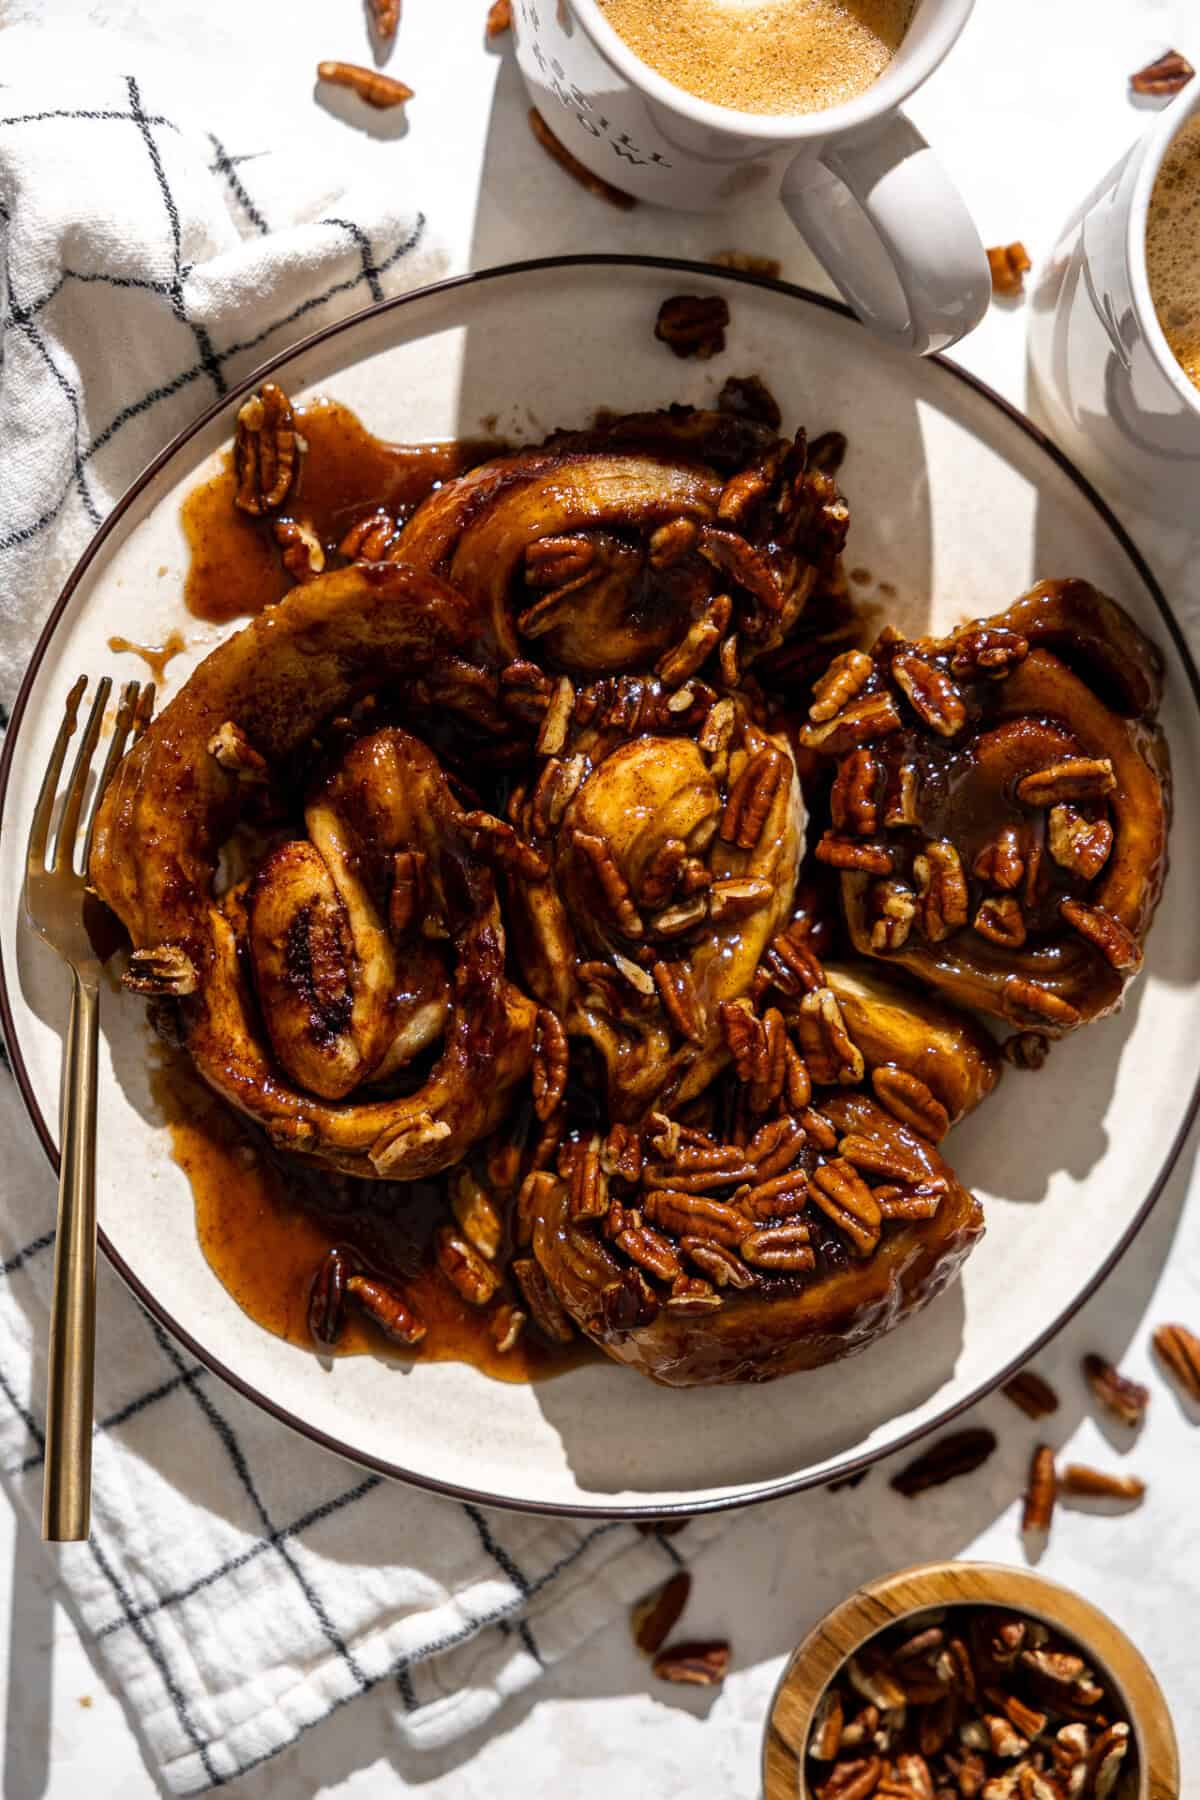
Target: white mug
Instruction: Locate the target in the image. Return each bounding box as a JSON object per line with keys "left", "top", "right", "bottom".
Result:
{"left": 1029, "top": 85, "right": 1200, "bottom": 524}
{"left": 512, "top": 0, "right": 991, "bottom": 356}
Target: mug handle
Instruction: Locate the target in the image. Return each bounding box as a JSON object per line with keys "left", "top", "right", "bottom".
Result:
{"left": 780, "top": 110, "right": 992, "bottom": 356}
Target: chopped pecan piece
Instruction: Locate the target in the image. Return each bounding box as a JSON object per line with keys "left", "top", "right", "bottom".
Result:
{"left": 654, "top": 293, "right": 730, "bottom": 360}
{"left": 513, "top": 1256, "right": 576, "bottom": 1343}
{"left": 435, "top": 1226, "right": 501, "bottom": 1306}
{"left": 273, "top": 517, "right": 325, "bottom": 582}
{"left": 1080, "top": 1353, "right": 1148, "bottom": 1428}
{"left": 1022, "top": 1444, "right": 1057, "bottom": 1536}
{"left": 809, "top": 649, "right": 874, "bottom": 723}
{"left": 450, "top": 1170, "right": 503, "bottom": 1261}
{"left": 987, "top": 242, "right": 1032, "bottom": 296}
{"left": 1152, "top": 1321, "right": 1200, "bottom": 1401}
{"left": 490, "top": 1303, "right": 526, "bottom": 1354}
{"left": 913, "top": 840, "right": 969, "bottom": 942}
{"left": 665, "top": 1274, "right": 722, "bottom": 1314}
{"left": 317, "top": 61, "right": 414, "bottom": 107}
{"left": 652, "top": 1639, "right": 730, "bottom": 1685}
{"left": 234, "top": 383, "right": 302, "bottom": 516}
{"left": 1059, "top": 898, "right": 1141, "bottom": 972}
{"left": 815, "top": 831, "right": 894, "bottom": 875}
{"left": 716, "top": 371, "right": 781, "bottom": 428}
{"left": 486, "top": 0, "right": 512, "bottom": 36}
{"left": 1003, "top": 1030, "right": 1051, "bottom": 1071}
{"left": 1085, "top": 1722, "right": 1130, "bottom": 1799}
{"left": 650, "top": 895, "right": 709, "bottom": 938}
{"left": 809, "top": 1159, "right": 881, "bottom": 1256}
{"left": 657, "top": 593, "right": 731, "bottom": 686}
{"left": 1002, "top": 1370, "right": 1059, "bottom": 1420}
{"left": 345, "top": 1273, "right": 426, "bottom": 1344}
{"left": 739, "top": 1222, "right": 814, "bottom": 1272}
{"left": 339, "top": 507, "right": 401, "bottom": 561}
{"left": 869, "top": 879, "right": 917, "bottom": 953}
{"left": 720, "top": 745, "right": 786, "bottom": 849}
{"left": 707, "top": 877, "right": 772, "bottom": 923}
{"left": 1059, "top": 1465, "right": 1145, "bottom": 1502}
{"left": 631, "top": 1571, "right": 692, "bottom": 1657}
{"left": 815, "top": 1756, "right": 882, "bottom": 1799}
{"left": 892, "top": 651, "right": 966, "bottom": 737}
{"left": 975, "top": 895, "right": 1027, "bottom": 948}
{"left": 536, "top": 675, "right": 575, "bottom": 755}
{"left": 124, "top": 943, "right": 199, "bottom": 997}
{"left": 1130, "top": 48, "right": 1194, "bottom": 94}
{"left": 830, "top": 748, "right": 879, "bottom": 836}
{"left": 870, "top": 1067, "right": 950, "bottom": 1143}
{"left": 890, "top": 1428, "right": 997, "bottom": 1496}
{"left": 1047, "top": 804, "right": 1112, "bottom": 880}
{"left": 206, "top": 719, "right": 269, "bottom": 782}
{"left": 528, "top": 108, "right": 638, "bottom": 208}
{"left": 1016, "top": 757, "right": 1115, "bottom": 807}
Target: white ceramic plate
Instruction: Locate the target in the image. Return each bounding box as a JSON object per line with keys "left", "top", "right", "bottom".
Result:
{"left": 3, "top": 258, "right": 1199, "bottom": 1517}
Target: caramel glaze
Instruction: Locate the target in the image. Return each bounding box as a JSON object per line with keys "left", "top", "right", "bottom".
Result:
{"left": 182, "top": 397, "right": 501, "bottom": 623}
{"left": 107, "top": 630, "right": 187, "bottom": 685}
{"left": 151, "top": 1052, "right": 594, "bottom": 1382}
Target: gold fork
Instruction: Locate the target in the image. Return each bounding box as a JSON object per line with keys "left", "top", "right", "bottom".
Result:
{"left": 24, "top": 676, "right": 152, "bottom": 1541}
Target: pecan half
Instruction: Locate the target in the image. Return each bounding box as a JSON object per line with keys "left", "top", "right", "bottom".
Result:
{"left": 1059, "top": 1465, "right": 1145, "bottom": 1502}
{"left": 1047, "top": 805, "right": 1113, "bottom": 880}
{"left": 1081, "top": 1354, "right": 1149, "bottom": 1427}
{"left": 643, "top": 1189, "right": 747, "bottom": 1248}
{"left": 680, "top": 1236, "right": 757, "bottom": 1289}
{"left": 370, "top": 0, "right": 400, "bottom": 36}
{"left": 1086, "top": 1723, "right": 1130, "bottom": 1800}
{"left": 809, "top": 1159, "right": 881, "bottom": 1256}
{"left": 720, "top": 745, "right": 786, "bottom": 849}
{"left": 568, "top": 1140, "right": 610, "bottom": 1220}
{"left": 307, "top": 1246, "right": 354, "bottom": 1347}
{"left": 1022, "top": 1444, "right": 1057, "bottom": 1535}
{"left": 345, "top": 1273, "right": 426, "bottom": 1344}
{"left": 317, "top": 61, "right": 414, "bottom": 107}
{"left": 913, "top": 840, "right": 969, "bottom": 941}
{"left": 528, "top": 108, "right": 637, "bottom": 209}
{"left": 892, "top": 651, "right": 966, "bottom": 737}
{"left": 435, "top": 1226, "right": 500, "bottom": 1307}
{"left": 890, "top": 1428, "right": 997, "bottom": 1496}
{"left": 631, "top": 1571, "right": 692, "bottom": 1657}
{"left": 486, "top": 0, "right": 512, "bottom": 36}
{"left": 653, "top": 959, "right": 705, "bottom": 1044}
{"left": 1002, "top": 1370, "right": 1059, "bottom": 1420}
{"left": 809, "top": 650, "right": 873, "bottom": 723}
{"left": 801, "top": 690, "right": 903, "bottom": 754}
{"left": 871, "top": 1066, "right": 950, "bottom": 1142}
{"left": 617, "top": 1217, "right": 682, "bottom": 1283}
{"left": 830, "top": 748, "right": 879, "bottom": 836}
{"left": 1059, "top": 898, "right": 1141, "bottom": 972}
{"left": 973, "top": 828, "right": 1025, "bottom": 892}
{"left": 536, "top": 675, "right": 575, "bottom": 755}
{"left": 974, "top": 895, "right": 1027, "bottom": 948}
{"left": 654, "top": 293, "right": 729, "bottom": 360}
{"left": 1130, "top": 48, "right": 1195, "bottom": 94}
{"left": 1000, "top": 976, "right": 1081, "bottom": 1031}
{"left": 816, "top": 1756, "right": 883, "bottom": 1798}
{"left": 1016, "top": 757, "right": 1115, "bottom": 806}
{"left": 707, "top": 877, "right": 772, "bottom": 923}
{"left": 739, "top": 1222, "right": 815, "bottom": 1272}
{"left": 795, "top": 988, "right": 866, "bottom": 1086}
{"left": 575, "top": 830, "right": 643, "bottom": 937}
{"left": 808, "top": 1685, "right": 844, "bottom": 1760}
{"left": 513, "top": 1256, "right": 576, "bottom": 1343}
{"left": 652, "top": 1639, "right": 730, "bottom": 1685}
{"left": 450, "top": 1170, "right": 503, "bottom": 1261}
{"left": 1152, "top": 1321, "right": 1200, "bottom": 1401}
{"left": 234, "top": 383, "right": 302, "bottom": 516}
{"left": 987, "top": 242, "right": 1032, "bottom": 297}
{"left": 815, "top": 831, "right": 893, "bottom": 875}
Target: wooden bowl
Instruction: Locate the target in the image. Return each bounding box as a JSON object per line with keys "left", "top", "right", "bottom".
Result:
{"left": 762, "top": 1560, "right": 1179, "bottom": 1800}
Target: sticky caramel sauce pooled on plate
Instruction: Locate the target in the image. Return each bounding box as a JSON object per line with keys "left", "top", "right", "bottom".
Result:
{"left": 152, "top": 1054, "right": 594, "bottom": 1382}
{"left": 181, "top": 396, "right": 498, "bottom": 623}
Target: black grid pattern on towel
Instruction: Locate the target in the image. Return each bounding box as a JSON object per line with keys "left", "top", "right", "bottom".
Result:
{"left": 0, "top": 74, "right": 604, "bottom": 1793}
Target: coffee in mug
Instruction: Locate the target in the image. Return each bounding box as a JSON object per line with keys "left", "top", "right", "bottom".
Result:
{"left": 1146, "top": 112, "right": 1200, "bottom": 391}
{"left": 594, "top": 0, "right": 916, "bottom": 117}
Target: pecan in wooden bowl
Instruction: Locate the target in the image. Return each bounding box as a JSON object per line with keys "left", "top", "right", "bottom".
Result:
{"left": 763, "top": 1563, "right": 1178, "bottom": 1800}
{"left": 802, "top": 579, "right": 1170, "bottom": 1046}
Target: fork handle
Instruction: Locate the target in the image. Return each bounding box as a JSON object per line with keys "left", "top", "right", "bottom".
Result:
{"left": 43, "top": 969, "right": 99, "bottom": 1542}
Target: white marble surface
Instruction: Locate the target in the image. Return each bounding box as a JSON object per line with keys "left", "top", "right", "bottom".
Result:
{"left": 3, "top": 0, "right": 1200, "bottom": 1792}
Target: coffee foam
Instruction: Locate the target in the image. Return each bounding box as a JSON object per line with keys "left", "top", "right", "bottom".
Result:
{"left": 1147, "top": 112, "right": 1200, "bottom": 391}
{"left": 596, "top": 0, "right": 914, "bottom": 117}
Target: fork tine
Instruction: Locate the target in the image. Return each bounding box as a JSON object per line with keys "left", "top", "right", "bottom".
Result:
{"left": 81, "top": 681, "right": 141, "bottom": 875}
{"left": 55, "top": 677, "right": 111, "bottom": 873}
{"left": 27, "top": 676, "right": 88, "bottom": 876}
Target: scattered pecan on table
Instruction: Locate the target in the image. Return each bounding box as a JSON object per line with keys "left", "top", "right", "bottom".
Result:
{"left": 527, "top": 107, "right": 638, "bottom": 208}
{"left": 806, "top": 1606, "right": 1136, "bottom": 1800}
{"left": 369, "top": 0, "right": 400, "bottom": 39}
{"left": 317, "top": 62, "right": 414, "bottom": 108}
{"left": 652, "top": 1639, "right": 730, "bottom": 1686}
{"left": 987, "top": 241, "right": 1032, "bottom": 297}
{"left": 1003, "top": 1368, "right": 1060, "bottom": 1420}
{"left": 1060, "top": 1465, "right": 1145, "bottom": 1503}
{"left": 890, "top": 1428, "right": 997, "bottom": 1497}
{"left": 631, "top": 1571, "right": 692, "bottom": 1656}
{"left": 1082, "top": 1354, "right": 1149, "bottom": 1428}
{"left": 654, "top": 293, "right": 731, "bottom": 360}
{"left": 1022, "top": 1443, "right": 1057, "bottom": 1536}
{"left": 709, "top": 249, "right": 783, "bottom": 280}
{"left": 1130, "top": 48, "right": 1195, "bottom": 96}
{"left": 1152, "top": 1322, "right": 1200, "bottom": 1402}
{"left": 486, "top": 0, "right": 512, "bottom": 36}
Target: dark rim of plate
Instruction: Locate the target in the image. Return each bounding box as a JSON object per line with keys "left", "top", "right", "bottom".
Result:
{"left": 1, "top": 254, "right": 1198, "bottom": 1518}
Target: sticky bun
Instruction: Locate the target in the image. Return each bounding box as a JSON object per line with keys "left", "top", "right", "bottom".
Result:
{"left": 89, "top": 377, "right": 1168, "bottom": 1387}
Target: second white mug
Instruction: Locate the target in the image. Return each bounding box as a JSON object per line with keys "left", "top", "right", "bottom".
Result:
{"left": 512, "top": 0, "right": 992, "bottom": 356}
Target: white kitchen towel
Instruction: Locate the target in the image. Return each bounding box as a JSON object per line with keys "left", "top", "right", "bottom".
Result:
{"left": 0, "top": 31, "right": 726, "bottom": 1795}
